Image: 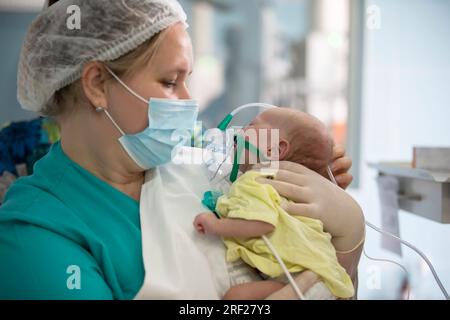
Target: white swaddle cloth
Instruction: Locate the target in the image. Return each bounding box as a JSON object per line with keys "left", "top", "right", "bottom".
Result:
{"left": 135, "top": 147, "right": 261, "bottom": 299}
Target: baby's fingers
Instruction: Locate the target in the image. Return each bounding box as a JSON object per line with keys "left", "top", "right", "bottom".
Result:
{"left": 194, "top": 220, "right": 205, "bottom": 234}
{"left": 193, "top": 215, "right": 206, "bottom": 234}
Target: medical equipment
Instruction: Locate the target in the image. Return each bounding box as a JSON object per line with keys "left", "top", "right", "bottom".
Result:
{"left": 206, "top": 103, "right": 277, "bottom": 184}
{"left": 362, "top": 249, "right": 410, "bottom": 300}
{"left": 209, "top": 103, "right": 450, "bottom": 300}
{"left": 217, "top": 103, "right": 278, "bottom": 131}
{"left": 326, "top": 166, "right": 449, "bottom": 300}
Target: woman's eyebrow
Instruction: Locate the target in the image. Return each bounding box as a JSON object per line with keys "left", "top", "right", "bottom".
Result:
{"left": 164, "top": 68, "right": 193, "bottom": 75}
{"left": 180, "top": 68, "right": 193, "bottom": 75}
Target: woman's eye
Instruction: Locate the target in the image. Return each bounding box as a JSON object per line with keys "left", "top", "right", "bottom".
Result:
{"left": 163, "top": 80, "right": 177, "bottom": 88}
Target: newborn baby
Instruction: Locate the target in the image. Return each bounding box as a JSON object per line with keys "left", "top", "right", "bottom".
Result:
{"left": 194, "top": 108, "right": 356, "bottom": 300}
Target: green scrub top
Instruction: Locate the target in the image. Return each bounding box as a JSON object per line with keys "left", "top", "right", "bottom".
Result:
{"left": 0, "top": 141, "right": 145, "bottom": 299}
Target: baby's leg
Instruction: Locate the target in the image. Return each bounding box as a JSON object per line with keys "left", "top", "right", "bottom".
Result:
{"left": 223, "top": 280, "right": 285, "bottom": 300}
{"left": 265, "top": 270, "right": 320, "bottom": 300}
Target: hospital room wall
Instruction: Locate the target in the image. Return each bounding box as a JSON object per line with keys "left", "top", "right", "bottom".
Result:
{"left": 0, "top": 12, "right": 38, "bottom": 124}
{"left": 353, "top": 0, "right": 450, "bottom": 299}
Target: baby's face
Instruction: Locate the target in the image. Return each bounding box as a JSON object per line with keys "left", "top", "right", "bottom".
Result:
{"left": 237, "top": 113, "right": 286, "bottom": 172}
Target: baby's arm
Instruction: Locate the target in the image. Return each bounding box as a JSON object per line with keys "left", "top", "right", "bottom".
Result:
{"left": 194, "top": 212, "right": 274, "bottom": 238}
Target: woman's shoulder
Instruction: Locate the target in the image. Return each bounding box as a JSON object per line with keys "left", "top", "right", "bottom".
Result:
{"left": 0, "top": 179, "right": 73, "bottom": 219}
{"left": 0, "top": 155, "right": 76, "bottom": 222}
{"left": 1, "top": 139, "right": 86, "bottom": 216}
{"left": 0, "top": 180, "right": 91, "bottom": 253}
{"left": 0, "top": 148, "right": 92, "bottom": 245}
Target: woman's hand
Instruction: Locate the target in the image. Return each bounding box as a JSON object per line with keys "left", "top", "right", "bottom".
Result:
{"left": 256, "top": 161, "right": 364, "bottom": 253}
{"left": 330, "top": 145, "right": 353, "bottom": 189}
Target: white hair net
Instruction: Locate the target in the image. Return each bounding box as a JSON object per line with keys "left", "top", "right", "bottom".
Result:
{"left": 18, "top": 0, "right": 188, "bottom": 113}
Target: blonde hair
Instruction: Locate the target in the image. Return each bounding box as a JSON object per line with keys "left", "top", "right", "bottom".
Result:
{"left": 42, "top": 27, "right": 170, "bottom": 117}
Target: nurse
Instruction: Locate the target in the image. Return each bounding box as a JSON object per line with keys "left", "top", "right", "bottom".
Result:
{"left": 0, "top": 0, "right": 362, "bottom": 299}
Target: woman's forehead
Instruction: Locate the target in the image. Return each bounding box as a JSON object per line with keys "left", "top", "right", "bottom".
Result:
{"left": 153, "top": 24, "right": 193, "bottom": 74}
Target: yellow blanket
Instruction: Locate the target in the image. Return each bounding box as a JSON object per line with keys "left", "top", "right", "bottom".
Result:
{"left": 216, "top": 171, "right": 354, "bottom": 298}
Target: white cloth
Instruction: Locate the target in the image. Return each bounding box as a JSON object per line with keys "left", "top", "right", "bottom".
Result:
{"left": 135, "top": 147, "right": 260, "bottom": 299}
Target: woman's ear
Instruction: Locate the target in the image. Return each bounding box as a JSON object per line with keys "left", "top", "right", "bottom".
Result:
{"left": 81, "top": 61, "right": 109, "bottom": 111}
{"left": 267, "top": 139, "right": 290, "bottom": 160}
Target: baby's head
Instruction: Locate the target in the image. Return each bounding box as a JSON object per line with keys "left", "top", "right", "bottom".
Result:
{"left": 240, "top": 108, "right": 333, "bottom": 177}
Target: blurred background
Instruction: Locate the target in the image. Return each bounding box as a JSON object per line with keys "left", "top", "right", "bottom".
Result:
{"left": 1, "top": 0, "right": 450, "bottom": 300}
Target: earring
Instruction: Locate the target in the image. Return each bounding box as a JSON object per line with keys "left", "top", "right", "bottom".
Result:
{"left": 95, "top": 106, "right": 103, "bottom": 112}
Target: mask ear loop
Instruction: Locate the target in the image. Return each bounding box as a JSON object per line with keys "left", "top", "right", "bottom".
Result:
{"left": 101, "top": 65, "right": 148, "bottom": 137}
{"left": 104, "top": 65, "right": 148, "bottom": 105}
{"left": 102, "top": 109, "right": 126, "bottom": 136}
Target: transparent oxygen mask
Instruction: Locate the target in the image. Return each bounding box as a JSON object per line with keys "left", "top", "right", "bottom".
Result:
{"left": 204, "top": 103, "right": 278, "bottom": 188}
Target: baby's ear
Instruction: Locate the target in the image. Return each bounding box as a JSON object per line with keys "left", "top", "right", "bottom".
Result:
{"left": 278, "top": 140, "right": 290, "bottom": 160}
{"left": 268, "top": 139, "right": 290, "bottom": 160}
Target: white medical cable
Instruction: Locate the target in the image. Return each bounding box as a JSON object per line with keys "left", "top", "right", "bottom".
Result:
{"left": 364, "top": 220, "right": 449, "bottom": 300}
{"left": 262, "top": 235, "right": 306, "bottom": 300}
{"left": 363, "top": 248, "right": 410, "bottom": 300}
{"left": 326, "top": 166, "right": 450, "bottom": 300}
{"left": 229, "top": 102, "right": 277, "bottom": 116}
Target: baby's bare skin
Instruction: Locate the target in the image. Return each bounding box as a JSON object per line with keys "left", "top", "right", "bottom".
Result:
{"left": 223, "top": 270, "right": 320, "bottom": 300}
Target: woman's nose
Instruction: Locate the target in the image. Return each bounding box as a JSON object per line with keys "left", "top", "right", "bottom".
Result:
{"left": 178, "top": 84, "right": 192, "bottom": 100}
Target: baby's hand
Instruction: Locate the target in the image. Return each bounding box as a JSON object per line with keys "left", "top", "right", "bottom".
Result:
{"left": 194, "top": 212, "right": 219, "bottom": 235}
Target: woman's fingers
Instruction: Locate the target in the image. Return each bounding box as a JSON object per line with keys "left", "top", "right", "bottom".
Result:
{"left": 277, "top": 161, "right": 312, "bottom": 175}
{"left": 330, "top": 146, "right": 353, "bottom": 189}
{"left": 281, "top": 202, "right": 317, "bottom": 219}
{"left": 335, "top": 173, "right": 353, "bottom": 190}
{"left": 332, "top": 145, "right": 346, "bottom": 161}
{"left": 272, "top": 169, "right": 307, "bottom": 187}
{"left": 256, "top": 178, "right": 311, "bottom": 204}
{"left": 330, "top": 156, "right": 354, "bottom": 189}
{"left": 254, "top": 161, "right": 311, "bottom": 176}
{"left": 331, "top": 156, "right": 352, "bottom": 175}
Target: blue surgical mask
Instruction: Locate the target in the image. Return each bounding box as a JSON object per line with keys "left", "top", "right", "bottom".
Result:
{"left": 102, "top": 67, "right": 199, "bottom": 169}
